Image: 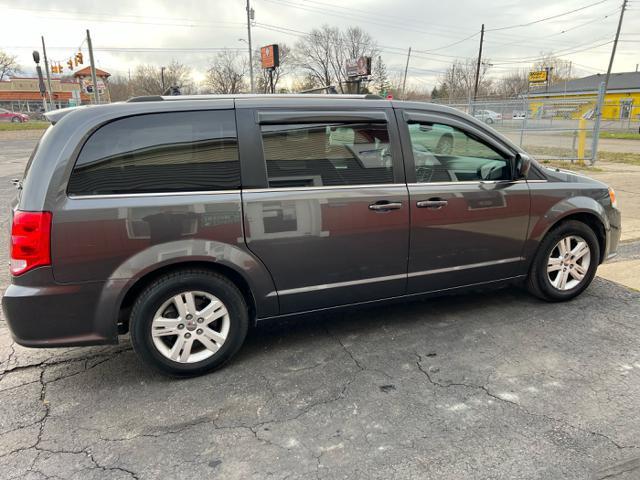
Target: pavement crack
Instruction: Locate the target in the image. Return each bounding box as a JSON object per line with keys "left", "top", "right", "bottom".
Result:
{"left": 325, "top": 326, "right": 364, "bottom": 371}
{"left": 0, "top": 347, "right": 132, "bottom": 380}
{"left": 415, "top": 353, "right": 637, "bottom": 452}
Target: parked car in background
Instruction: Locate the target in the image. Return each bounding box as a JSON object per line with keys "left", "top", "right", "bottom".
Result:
{"left": 2, "top": 94, "right": 621, "bottom": 377}
{"left": 0, "top": 108, "right": 29, "bottom": 123}
{"left": 474, "top": 109, "right": 502, "bottom": 124}
{"left": 512, "top": 111, "right": 527, "bottom": 120}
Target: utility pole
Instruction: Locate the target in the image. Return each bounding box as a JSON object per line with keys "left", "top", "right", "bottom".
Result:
{"left": 472, "top": 23, "right": 485, "bottom": 110}
{"left": 603, "top": 0, "right": 627, "bottom": 92}
{"left": 86, "top": 29, "right": 100, "bottom": 104}
{"left": 161, "top": 66, "right": 166, "bottom": 94}
{"left": 401, "top": 47, "right": 411, "bottom": 99}
{"left": 41, "top": 36, "right": 54, "bottom": 110}
{"left": 592, "top": 0, "right": 627, "bottom": 164}
{"left": 246, "top": 0, "right": 255, "bottom": 93}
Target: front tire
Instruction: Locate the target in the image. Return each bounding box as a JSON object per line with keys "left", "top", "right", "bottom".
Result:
{"left": 129, "top": 269, "right": 249, "bottom": 377}
{"left": 527, "top": 220, "right": 600, "bottom": 302}
{"left": 11, "top": 116, "right": 21, "bottom": 123}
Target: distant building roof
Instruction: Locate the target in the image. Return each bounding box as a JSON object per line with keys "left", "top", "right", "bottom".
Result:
{"left": 73, "top": 66, "right": 111, "bottom": 78}
{"left": 532, "top": 71, "right": 640, "bottom": 96}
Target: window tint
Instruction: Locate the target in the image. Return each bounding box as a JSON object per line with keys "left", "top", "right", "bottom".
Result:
{"left": 68, "top": 111, "right": 239, "bottom": 195}
{"left": 408, "top": 122, "right": 509, "bottom": 183}
{"left": 261, "top": 122, "right": 394, "bottom": 188}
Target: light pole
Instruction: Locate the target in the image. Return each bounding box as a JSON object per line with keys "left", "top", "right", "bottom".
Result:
{"left": 31, "top": 51, "right": 48, "bottom": 112}
{"left": 161, "top": 66, "right": 166, "bottom": 94}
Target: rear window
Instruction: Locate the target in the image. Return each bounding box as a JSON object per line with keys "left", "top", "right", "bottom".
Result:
{"left": 67, "top": 110, "right": 239, "bottom": 195}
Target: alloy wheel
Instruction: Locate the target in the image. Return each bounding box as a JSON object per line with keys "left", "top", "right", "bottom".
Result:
{"left": 546, "top": 235, "right": 591, "bottom": 291}
{"left": 151, "top": 291, "right": 230, "bottom": 363}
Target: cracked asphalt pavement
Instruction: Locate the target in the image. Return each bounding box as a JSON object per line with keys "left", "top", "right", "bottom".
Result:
{"left": 0, "top": 133, "right": 639, "bottom": 479}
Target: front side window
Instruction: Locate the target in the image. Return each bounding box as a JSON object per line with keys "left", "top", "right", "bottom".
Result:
{"left": 261, "top": 122, "right": 394, "bottom": 188}
{"left": 68, "top": 110, "right": 239, "bottom": 195}
{"left": 408, "top": 122, "right": 509, "bottom": 183}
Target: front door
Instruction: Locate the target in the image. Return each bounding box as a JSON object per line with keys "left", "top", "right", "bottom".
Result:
{"left": 239, "top": 107, "right": 410, "bottom": 314}
{"left": 399, "top": 110, "right": 531, "bottom": 294}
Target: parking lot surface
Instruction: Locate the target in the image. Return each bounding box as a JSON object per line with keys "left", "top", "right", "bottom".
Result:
{"left": 0, "top": 135, "right": 639, "bottom": 479}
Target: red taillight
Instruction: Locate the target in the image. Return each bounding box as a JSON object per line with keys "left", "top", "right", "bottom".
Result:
{"left": 10, "top": 211, "right": 52, "bottom": 276}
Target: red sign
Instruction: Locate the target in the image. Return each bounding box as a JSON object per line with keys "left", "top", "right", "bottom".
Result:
{"left": 260, "top": 44, "right": 280, "bottom": 69}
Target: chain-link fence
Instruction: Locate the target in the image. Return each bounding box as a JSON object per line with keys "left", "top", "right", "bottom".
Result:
{"left": 433, "top": 92, "right": 639, "bottom": 165}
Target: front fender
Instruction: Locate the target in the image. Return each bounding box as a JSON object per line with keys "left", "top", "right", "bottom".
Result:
{"left": 523, "top": 193, "right": 609, "bottom": 267}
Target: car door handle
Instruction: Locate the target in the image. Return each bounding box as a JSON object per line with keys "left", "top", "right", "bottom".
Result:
{"left": 416, "top": 199, "right": 448, "bottom": 209}
{"left": 369, "top": 201, "right": 403, "bottom": 212}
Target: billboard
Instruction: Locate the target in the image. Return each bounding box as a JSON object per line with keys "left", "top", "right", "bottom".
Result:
{"left": 528, "top": 70, "right": 548, "bottom": 84}
{"left": 346, "top": 56, "right": 371, "bottom": 78}
{"left": 260, "top": 44, "right": 280, "bottom": 69}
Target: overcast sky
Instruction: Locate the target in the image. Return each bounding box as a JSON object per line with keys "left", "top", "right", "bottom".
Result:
{"left": 2, "top": 0, "right": 639, "bottom": 90}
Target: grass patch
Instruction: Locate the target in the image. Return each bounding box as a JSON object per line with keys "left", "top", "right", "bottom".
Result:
{"left": 525, "top": 145, "right": 640, "bottom": 167}
{"left": 0, "top": 121, "right": 49, "bottom": 131}
{"left": 561, "top": 130, "right": 640, "bottom": 140}
{"left": 539, "top": 160, "right": 603, "bottom": 172}
{"left": 596, "top": 150, "right": 640, "bottom": 166}
{"left": 598, "top": 131, "right": 640, "bottom": 140}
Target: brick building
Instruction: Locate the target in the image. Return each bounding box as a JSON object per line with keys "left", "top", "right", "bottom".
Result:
{"left": 0, "top": 67, "right": 111, "bottom": 113}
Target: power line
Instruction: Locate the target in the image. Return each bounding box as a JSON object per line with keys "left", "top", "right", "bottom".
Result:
{"left": 259, "top": 0, "right": 475, "bottom": 40}
{"left": 484, "top": 7, "right": 620, "bottom": 49}
{"left": 486, "top": 0, "right": 610, "bottom": 32}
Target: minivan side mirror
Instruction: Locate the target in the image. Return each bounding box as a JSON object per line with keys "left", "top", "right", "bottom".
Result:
{"left": 515, "top": 153, "right": 531, "bottom": 179}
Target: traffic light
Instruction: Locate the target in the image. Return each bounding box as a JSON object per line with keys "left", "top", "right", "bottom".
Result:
{"left": 75, "top": 52, "right": 83, "bottom": 66}
{"left": 67, "top": 58, "right": 74, "bottom": 71}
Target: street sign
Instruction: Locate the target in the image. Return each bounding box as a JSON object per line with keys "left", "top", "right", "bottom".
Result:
{"left": 346, "top": 56, "right": 371, "bottom": 78}
{"left": 260, "top": 44, "right": 279, "bottom": 69}
{"left": 528, "top": 70, "right": 548, "bottom": 83}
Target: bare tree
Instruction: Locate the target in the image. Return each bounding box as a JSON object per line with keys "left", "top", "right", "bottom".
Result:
{"left": 254, "top": 43, "right": 292, "bottom": 93}
{"left": 295, "top": 25, "right": 378, "bottom": 93}
{"left": 0, "top": 50, "right": 21, "bottom": 81}
{"left": 433, "top": 58, "right": 492, "bottom": 103}
{"left": 533, "top": 53, "right": 574, "bottom": 82}
{"left": 203, "top": 50, "right": 247, "bottom": 94}
{"left": 130, "top": 61, "right": 194, "bottom": 96}
{"left": 494, "top": 69, "right": 529, "bottom": 98}
{"left": 290, "top": 73, "right": 321, "bottom": 93}
{"left": 294, "top": 25, "right": 340, "bottom": 90}
{"left": 108, "top": 75, "right": 133, "bottom": 102}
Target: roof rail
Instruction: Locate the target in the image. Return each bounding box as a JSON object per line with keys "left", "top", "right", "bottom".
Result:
{"left": 127, "top": 95, "right": 164, "bottom": 103}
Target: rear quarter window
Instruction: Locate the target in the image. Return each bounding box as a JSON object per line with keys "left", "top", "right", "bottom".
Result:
{"left": 67, "top": 110, "right": 239, "bottom": 195}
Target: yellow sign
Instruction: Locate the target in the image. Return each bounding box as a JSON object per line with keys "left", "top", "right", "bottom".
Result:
{"left": 529, "top": 70, "right": 548, "bottom": 83}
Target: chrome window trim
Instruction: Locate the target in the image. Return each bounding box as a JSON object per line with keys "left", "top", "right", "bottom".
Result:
{"left": 68, "top": 189, "right": 241, "bottom": 200}
{"left": 244, "top": 183, "right": 407, "bottom": 194}
{"left": 67, "top": 180, "right": 547, "bottom": 199}
{"left": 407, "top": 179, "right": 547, "bottom": 187}
{"left": 269, "top": 257, "right": 524, "bottom": 297}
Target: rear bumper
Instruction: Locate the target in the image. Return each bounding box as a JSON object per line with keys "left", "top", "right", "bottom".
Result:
{"left": 1, "top": 267, "right": 117, "bottom": 347}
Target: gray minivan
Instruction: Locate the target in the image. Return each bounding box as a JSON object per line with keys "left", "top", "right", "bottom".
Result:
{"left": 3, "top": 95, "right": 621, "bottom": 376}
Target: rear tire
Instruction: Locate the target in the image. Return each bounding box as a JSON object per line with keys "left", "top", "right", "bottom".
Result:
{"left": 527, "top": 220, "right": 600, "bottom": 302}
{"left": 129, "top": 269, "right": 249, "bottom": 377}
